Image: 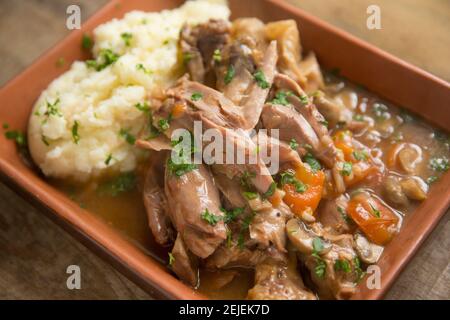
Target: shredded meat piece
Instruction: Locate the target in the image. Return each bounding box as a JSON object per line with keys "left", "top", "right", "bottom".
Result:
{"left": 171, "top": 233, "right": 199, "bottom": 286}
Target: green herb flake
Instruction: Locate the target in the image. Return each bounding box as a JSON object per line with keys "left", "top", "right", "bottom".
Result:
{"left": 299, "top": 94, "right": 309, "bottom": 105}
{"left": 319, "top": 120, "right": 329, "bottom": 128}
{"left": 352, "top": 150, "right": 368, "bottom": 161}
{"left": 120, "top": 32, "right": 133, "bottom": 46}
{"left": 182, "top": 52, "right": 193, "bottom": 64}
{"left": 369, "top": 203, "right": 381, "bottom": 218}
{"left": 72, "top": 120, "right": 80, "bottom": 144}
{"left": 312, "top": 252, "right": 326, "bottom": 279}
{"left": 41, "top": 135, "right": 50, "bottom": 146}
{"left": 280, "top": 170, "right": 307, "bottom": 193}
{"left": 312, "top": 237, "right": 324, "bottom": 253}
{"left": 253, "top": 69, "right": 270, "bottom": 89}
{"left": 341, "top": 162, "right": 353, "bottom": 176}
{"left": 105, "top": 154, "right": 114, "bottom": 166}
{"left": 5, "top": 130, "right": 27, "bottom": 147}
{"left": 271, "top": 91, "right": 290, "bottom": 106}
{"left": 86, "top": 49, "right": 119, "bottom": 71}
{"left": 334, "top": 259, "right": 351, "bottom": 273}
{"left": 136, "top": 63, "right": 152, "bottom": 75}
{"left": 213, "top": 49, "right": 222, "bottom": 63}
{"left": 81, "top": 33, "right": 93, "bottom": 50}
{"left": 167, "top": 158, "right": 197, "bottom": 177}
{"left": 242, "top": 191, "right": 258, "bottom": 200}
{"left": 353, "top": 114, "right": 365, "bottom": 122}
{"left": 135, "top": 102, "right": 150, "bottom": 113}
{"left": 98, "top": 172, "right": 137, "bottom": 196}
{"left": 262, "top": 182, "right": 277, "bottom": 199}
{"left": 191, "top": 92, "right": 203, "bottom": 102}
{"left": 429, "top": 157, "right": 449, "bottom": 172}
{"left": 168, "top": 252, "right": 175, "bottom": 266}
{"left": 289, "top": 138, "right": 299, "bottom": 150}
{"left": 426, "top": 176, "right": 438, "bottom": 184}
{"left": 119, "top": 128, "right": 136, "bottom": 145}
{"left": 56, "top": 57, "right": 66, "bottom": 67}
{"left": 201, "top": 208, "right": 221, "bottom": 226}
{"left": 226, "top": 229, "right": 233, "bottom": 248}
{"left": 240, "top": 171, "right": 256, "bottom": 189}
{"left": 303, "top": 153, "right": 322, "bottom": 172}
{"left": 221, "top": 207, "right": 244, "bottom": 224}
{"left": 158, "top": 119, "right": 170, "bottom": 132}
{"left": 224, "top": 65, "right": 235, "bottom": 85}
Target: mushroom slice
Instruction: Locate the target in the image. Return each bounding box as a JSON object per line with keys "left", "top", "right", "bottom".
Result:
{"left": 383, "top": 175, "right": 409, "bottom": 207}
{"left": 388, "top": 143, "right": 423, "bottom": 174}
{"left": 354, "top": 233, "right": 384, "bottom": 264}
{"left": 286, "top": 219, "right": 314, "bottom": 254}
{"left": 400, "top": 176, "right": 428, "bottom": 201}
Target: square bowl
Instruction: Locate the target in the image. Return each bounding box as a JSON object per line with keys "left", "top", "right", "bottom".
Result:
{"left": 0, "top": 0, "right": 449, "bottom": 300}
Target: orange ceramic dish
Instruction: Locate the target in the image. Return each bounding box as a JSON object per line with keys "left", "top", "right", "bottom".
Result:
{"left": 0, "top": 0, "right": 449, "bottom": 300}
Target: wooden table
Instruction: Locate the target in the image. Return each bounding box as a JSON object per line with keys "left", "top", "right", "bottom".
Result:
{"left": 0, "top": 0, "right": 448, "bottom": 299}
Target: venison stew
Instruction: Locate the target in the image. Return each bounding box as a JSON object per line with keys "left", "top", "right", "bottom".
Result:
{"left": 0, "top": 0, "right": 449, "bottom": 300}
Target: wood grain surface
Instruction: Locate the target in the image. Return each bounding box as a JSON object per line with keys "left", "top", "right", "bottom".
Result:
{"left": 0, "top": 0, "right": 448, "bottom": 300}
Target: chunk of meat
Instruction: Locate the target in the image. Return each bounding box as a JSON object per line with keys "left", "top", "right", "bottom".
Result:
{"left": 143, "top": 151, "right": 174, "bottom": 245}
{"left": 180, "top": 19, "right": 231, "bottom": 83}
{"left": 247, "top": 260, "right": 316, "bottom": 300}
{"left": 249, "top": 207, "right": 287, "bottom": 252}
{"left": 231, "top": 18, "right": 268, "bottom": 60}
{"left": 265, "top": 20, "right": 306, "bottom": 86}
{"left": 297, "top": 52, "right": 325, "bottom": 93}
{"left": 205, "top": 244, "right": 285, "bottom": 269}
{"left": 165, "top": 163, "right": 226, "bottom": 258}
{"left": 317, "top": 195, "right": 354, "bottom": 234}
{"left": 171, "top": 233, "right": 199, "bottom": 287}
{"left": 313, "top": 91, "right": 353, "bottom": 128}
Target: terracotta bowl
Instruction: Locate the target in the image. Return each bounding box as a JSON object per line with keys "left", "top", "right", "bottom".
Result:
{"left": 0, "top": 0, "right": 449, "bottom": 300}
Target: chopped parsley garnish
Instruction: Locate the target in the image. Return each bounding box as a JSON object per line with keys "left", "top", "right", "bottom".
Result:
{"left": 253, "top": 69, "right": 270, "bottom": 89}
{"left": 240, "top": 171, "right": 256, "bottom": 189}
{"left": 56, "top": 57, "right": 66, "bottom": 67}
{"left": 319, "top": 120, "right": 329, "bottom": 128}
{"left": 289, "top": 138, "right": 299, "bottom": 150}
{"left": 136, "top": 63, "right": 152, "bottom": 75}
{"left": 182, "top": 52, "right": 193, "bottom": 64}
{"left": 299, "top": 94, "right": 309, "bottom": 105}
{"left": 224, "top": 65, "right": 235, "bottom": 85}
{"left": 429, "top": 157, "right": 449, "bottom": 172}
{"left": 213, "top": 49, "right": 222, "bottom": 63}
{"left": 226, "top": 229, "right": 233, "bottom": 248}
{"left": 280, "top": 170, "right": 307, "bottom": 193}
{"left": 86, "top": 49, "right": 119, "bottom": 71}
{"left": 120, "top": 32, "right": 133, "bottom": 46}
{"left": 190, "top": 92, "right": 203, "bottom": 101}
{"left": 337, "top": 206, "right": 352, "bottom": 224}
{"left": 5, "top": 130, "right": 27, "bottom": 147}
{"left": 43, "top": 98, "right": 62, "bottom": 120}
{"left": 220, "top": 207, "right": 244, "bottom": 224}
{"left": 71, "top": 120, "right": 80, "bottom": 144}
{"left": 312, "top": 237, "right": 324, "bottom": 253}
{"left": 237, "top": 213, "right": 255, "bottom": 249}
{"left": 81, "top": 33, "right": 93, "bottom": 50}
{"left": 201, "top": 208, "right": 221, "bottom": 226}
{"left": 167, "top": 158, "right": 197, "bottom": 177}
{"left": 352, "top": 150, "right": 368, "bottom": 161}
{"left": 135, "top": 102, "right": 150, "bottom": 113}
{"left": 98, "top": 172, "right": 137, "bottom": 196}
{"left": 311, "top": 237, "right": 326, "bottom": 278}
{"left": 3, "top": 123, "right": 9, "bottom": 129}
{"left": 341, "top": 162, "right": 353, "bottom": 176}
{"left": 303, "top": 153, "right": 322, "bottom": 172}
{"left": 334, "top": 259, "right": 351, "bottom": 273}
{"left": 105, "top": 154, "right": 114, "bottom": 165}
{"left": 158, "top": 118, "right": 170, "bottom": 131}
{"left": 242, "top": 191, "right": 258, "bottom": 200}
{"left": 353, "top": 114, "right": 365, "bottom": 122}
{"left": 369, "top": 203, "right": 381, "bottom": 218}
{"left": 262, "top": 182, "right": 277, "bottom": 199}
{"left": 372, "top": 102, "right": 390, "bottom": 121}
{"left": 271, "top": 91, "right": 290, "bottom": 106}
{"left": 353, "top": 256, "right": 366, "bottom": 283}
{"left": 168, "top": 252, "right": 175, "bottom": 266}
{"left": 41, "top": 135, "right": 50, "bottom": 146}
{"left": 426, "top": 176, "right": 438, "bottom": 184}
{"left": 119, "top": 128, "right": 136, "bottom": 145}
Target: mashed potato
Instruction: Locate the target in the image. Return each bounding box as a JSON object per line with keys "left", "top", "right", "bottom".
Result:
{"left": 28, "top": 0, "right": 229, "bottom": 181}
